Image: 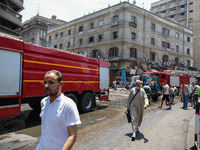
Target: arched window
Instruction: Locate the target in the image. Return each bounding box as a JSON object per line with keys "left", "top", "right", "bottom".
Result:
{"left": 109, "top": 47, "right": 118, "bottom": 58}
{"left": 130, "top": 48, "right": 137, "bottom": 58}
{"left": 175, "top": 57, "right": 179, "bottom": 65}
{"left": 91, "top": 50, "right": 100, "bottom": 58}
{"left": 187, "top": 60, "right": 191, "bottom": 67}
{"left": 163, "top": 55, "right": 168, "bottom": 63}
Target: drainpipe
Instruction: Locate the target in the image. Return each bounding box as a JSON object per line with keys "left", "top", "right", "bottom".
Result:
{"left": 186, "top": 0, "right": 189, "bottom": 28}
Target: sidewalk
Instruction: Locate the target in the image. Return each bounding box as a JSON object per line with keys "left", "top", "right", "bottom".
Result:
{"left": 186, "top": 112, "right": 195, "bottom": 150}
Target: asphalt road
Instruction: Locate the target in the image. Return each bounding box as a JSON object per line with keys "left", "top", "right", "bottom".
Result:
{"left": 74, "top": 102, "right": 195, "bottom": 150}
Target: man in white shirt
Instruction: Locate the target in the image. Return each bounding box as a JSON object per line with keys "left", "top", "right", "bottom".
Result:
{"left": 159, "top": 80, "right": 171, "bottom": 110}
{"left": 36, "top": 70, "right": 81, "bottom": 150}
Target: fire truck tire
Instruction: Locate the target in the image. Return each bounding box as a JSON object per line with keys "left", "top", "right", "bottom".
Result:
{"left": 80, "top": 92, "right": 94, "bottom": 113}
{"left": 29, "top": 100, "right": 41, "bottom": 110}
{"left": 65, "top": 93, "right": 78, "bottom": 106}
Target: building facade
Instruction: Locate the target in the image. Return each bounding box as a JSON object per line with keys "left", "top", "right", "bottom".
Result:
{"left": 47, "top": 2, "right": 193, "bottom": 82}
{"left": 0, "top": 0, "right": 24, "bottom": 36}
{"left": 151, "top": 0, "right": 200, "bottom": 69}
{"left": 19, "top": 15, "right": 66, "bottom": 47}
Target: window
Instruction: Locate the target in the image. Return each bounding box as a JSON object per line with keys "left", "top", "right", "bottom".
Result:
{"left": 187, "top": 60, "right": 191, "bottom": 67}
{"left": 113, "top": 32, "right": 118, "bottom": 39}
{"left": 79, "top": 39, "right": 83, "bottom": 45}
{"left": 176, "top": 45, "right": 179, "bottom": 51}
{"left": 151, "top": 38, "right": 155, "bottom": 45}
{"left": 166, "top": 43, "right": 170, "bottom": 48}
{"left": 55, "top": 33, "right": 58, "bottom": 39}
{"left": 163, "top": 55, "right": 169, "bottom": 63}
{"left": 170, "top": 15, "right": 176, "bottom": 19}
{"left": 54, "top": 45, "right": 57, "bottom": 48}
{"left": 176, "top": 32, "right": 179, "bottom": 38}
{"left": 187, "top": 37, "right": 190, "bottom": 42}
{"left": 161, "top": 10, "right": 167, "bottom": 14}
{"left": 99, "top": 34, "right": 103, "bottom": 42}
{"left": 151, "top": 23, "right": 155, "bottom": 31}
{"left": 40, "top": 30, "right": 43, "bottom": 37}
{"left": 59, "top": 43, "right": 63, "bottom": 49}
{"left": 131, "top": 16, "right": 137, "bottom": 24}
{"left": 130, "top": 48, "right": 137, "bottom": 58}
{"left": 112, "top": 15, "right": 119, "bottom": 25}
{"left": 190, "top": 2, "right": 193, "bottom": 5}
{"left": 162, "top": 28, "right": 170, "bottom": 36}
{"left": 79, "top": 26, "right": 84, "bottom": 34}
{"left": 91, "top": 50, "right": 99, "bottom": 58}
{"left": 169, "top": 7, "right": 176, "bottom": 12}
{"left": 49, "top": 36, "right": 51, "bottom": 41}
{"left": 179, "top": 4, "right": 186, "bottom": 9}
{"left": 187, "top": 48, "right": 190, "bottom": 55}
{"left": 161, "top": 74, "right": 166, "bottom": 79}
{"left": 162, "top": 41, "right": 166, "bottom": 48}
{"left": 68, "top": 30, "right": 71, "bottom": 35}
{"left": 189, "top": 18, "right": 193, "bottom": 23}
{"left": 99, "top": 20, "right": 104, "bottom": 27}
{"left": 179, "top": 12, "right": 186, "bottom": 16}
{"left": 189, "top": 10, "right": 193, "bottom": 13}
{"left": 150, "top": 52, "right": 155, "bottom": 61}
{"left": 160, "top": 3, "right": 167, "bottom": 8}
{"left": 44, "top": 31, "right": 46, "bottom": 37}
{"left": 90, "top": 23, "right": 94, "bottom": 30}
{"left": 89, "top": 36, "right": 94, "bottom": 43}
{"left": 152, "top": 6, "right": 159, "bottom": 10}
{"left": 60, "top": 32, "right": 64, "bottom": 37}
{"left": 67, "top": 42, "right": 70, "bottom": 48}
{"left": 132, "top": 32, "right": 136, "bottom": 40}
{"left": 175, "top": 57, "right": 179, "bottom": 65}
{"left": 109, "top": 47, "right": 118, "bottom": 57}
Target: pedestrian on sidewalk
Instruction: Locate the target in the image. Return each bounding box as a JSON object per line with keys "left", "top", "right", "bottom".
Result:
{"left": 187, "top": 81, "right": 194, "bottom": 106}
{"left": 159, "top": 80, "right": 171, "bottom": 109}
{"left": 127, "top": 80, "right": 148, "bottom": 141}
{"left": 36, "top": 70, "right": 81, "bottom": 150}
{"left": 179, "top": 81, "right": 189, "bottom": 109}
{"left": 193, "top": 82, "right": 200, "bottom": 109}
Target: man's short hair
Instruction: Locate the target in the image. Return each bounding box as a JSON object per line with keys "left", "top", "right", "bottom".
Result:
{"left": 46, "top": 70, "right": 63, "bottom": 82}
{"left": 182, "top": 81, "right": 185, "bottom": 83}
{"left": 164, "top": 80, "right": 167, "bottom": 83}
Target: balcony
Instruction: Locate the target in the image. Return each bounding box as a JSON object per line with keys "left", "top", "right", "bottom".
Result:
{"left": 111, "top": 22, "right": 119, "bottom": 27}
{"left": 0, "top": 3, "right": 22, "bottom": 27}
{"left": 10, "top": 0, "right": 24, "bottom": 12}
{"left": 129, "top": 22, "right": 137, "bottom": 28}
{"left": 19, "top": 20, "right": 47, "bottom": 32}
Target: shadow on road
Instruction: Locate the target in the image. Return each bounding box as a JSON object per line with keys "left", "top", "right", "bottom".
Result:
{"left": 125, "top": 132, "right": 149, "bottom": 143}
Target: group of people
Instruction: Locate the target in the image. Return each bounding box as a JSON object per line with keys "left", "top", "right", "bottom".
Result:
{"left": 127, "top": 79, "right": 200, "bottom": 141}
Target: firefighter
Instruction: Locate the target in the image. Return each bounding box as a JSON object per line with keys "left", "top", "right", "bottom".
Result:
{"left": 193, "top": 82, "right": 200, "bottom": 109}
{"left": 143, "top": 83, "right": 151, "bottom": 106}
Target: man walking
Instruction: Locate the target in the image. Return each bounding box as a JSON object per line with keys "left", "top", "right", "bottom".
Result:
{"left": 187, "top": 81, "right": 193, "bottom": 106}
{"left": 159, "top": 80, "right": 171, "bottom": 109}
{"left": 179, "top": 81, "right": 189, "bottom": 109}
{"left": 36, "top": 70, "right": 81, "bottom": 150}
{"left": 193, "top": 82, "right": 200, "bottom": 109}
{"left": 143, "top": 83, "right": 151, "bottom": 106}
{"left": 127, "top": 80, "right": 148, "bottom": 140}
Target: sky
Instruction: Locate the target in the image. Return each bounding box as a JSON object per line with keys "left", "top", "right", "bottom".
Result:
{"left": 21, "top": 0, "right": 158, "bottom": 23}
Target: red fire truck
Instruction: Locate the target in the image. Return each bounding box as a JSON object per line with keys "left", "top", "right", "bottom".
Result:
{"left": 0, "top": 34, "right": 109, "bottom": 119}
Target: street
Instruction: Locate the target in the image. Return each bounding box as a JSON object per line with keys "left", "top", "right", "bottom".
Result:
{"left": 74, "top": 102, "right": 195, "bottom": 150}
{"left": 0, "top": 89, "right": 196, "bottom": 150}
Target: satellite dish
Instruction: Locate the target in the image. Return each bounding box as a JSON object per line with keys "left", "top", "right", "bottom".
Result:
{"left": 133, "top": 0, "right": 136, "bottom": 5}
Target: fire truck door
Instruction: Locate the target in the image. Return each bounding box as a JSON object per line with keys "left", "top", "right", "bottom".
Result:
{"left": 0, "top": 49, "right": 22, "bottom": 96}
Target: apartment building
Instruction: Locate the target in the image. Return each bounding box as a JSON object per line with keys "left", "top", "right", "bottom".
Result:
{"left": 0, "top": 0, "right": 24, "bottom": 36}
{"left": 151, "top": 0, "right": 200, "bottom": 69}
{"left": 19, "top": 15, "right": 66, "bottom": 47}
{"left": 47, "top": 1, "right": 193, "bottom": 81}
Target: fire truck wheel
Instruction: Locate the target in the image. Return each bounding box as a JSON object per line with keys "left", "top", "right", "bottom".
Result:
{"left": 80, "top": 93, "right": 94, "bottom": 113}
{"left": 65, "top": 93, "right": 78, "bottom": 106}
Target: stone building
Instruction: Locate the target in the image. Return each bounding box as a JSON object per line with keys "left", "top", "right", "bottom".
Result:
{"left": 151, "top": 0, "right": 200, "bottom": 69}
{"left": 19, "top": 15, "right": 66, "bottom": 47}
{"left": 47, "top": 1, "right": 193, "bottom": 82}
{"left": 0, "top": 0, "right": 24, "bottom": 36}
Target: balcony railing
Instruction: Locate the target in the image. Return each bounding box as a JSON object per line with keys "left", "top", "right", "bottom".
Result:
{"left": 0, "top": 2, "right": 22, "bottom": 21}
{"left": 19, "top": 20, "right": 47, "bottom": 32}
